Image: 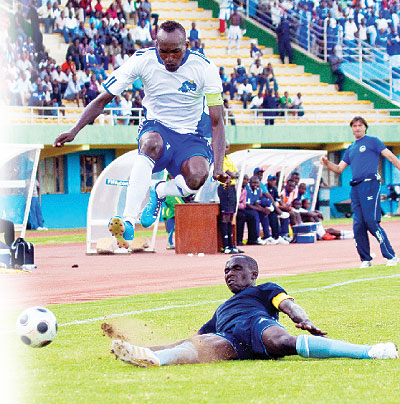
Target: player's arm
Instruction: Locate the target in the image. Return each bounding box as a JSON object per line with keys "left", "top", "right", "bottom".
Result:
{"left": 54, "top": 92, "right": 114, "bottom": 147}
{"left": 197, "top": 313, "right": 217, "bottom": 335}
{"left": 208, "top": 95, "right": 228, "bottom": 183}
{"left": 381, "top": 148, "right": 400, "bottom": 171}
{"left": 278, "top": 297, "right": 327, "bottom": 336}
{"left": 320, "top": 156, "right": 348, "bottom": 174}
{"left": 225, "top": 169, "right": 239, "bottom": 179}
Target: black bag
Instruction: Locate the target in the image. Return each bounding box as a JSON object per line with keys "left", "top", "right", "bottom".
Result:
{"left": 10, "top": 238, "right": 34, "bottom": 268}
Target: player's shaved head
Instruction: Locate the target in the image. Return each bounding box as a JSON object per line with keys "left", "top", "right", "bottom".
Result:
{"left": 229, "top": 255, "right": 259, "bottom": 276}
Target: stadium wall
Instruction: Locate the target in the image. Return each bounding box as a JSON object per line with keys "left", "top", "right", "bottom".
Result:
{"left": 7, "top": 125, "right": 400, "bottom": 227}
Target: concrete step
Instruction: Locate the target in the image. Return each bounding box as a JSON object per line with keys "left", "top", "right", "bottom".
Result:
{"left": 275, "top": 73, "right": 321, "bottom": 85}
{"left": 99, "top": 0, "right": 199, "bottom": 9}
{"left": 153, "top": 8, "right": 213, "bottom": 19}
{"left": 43, "top": 33, "right": 68, "bottom": 65}
{"left": 222, "top": 64, "right": 304, "bottom": 76}
{"left": 303, "top": 100, "right": 373, "bottom": 110}
{"left": 158, "top": 17, "right": 219, "bottom": 29}
{"left": 198, "top": 37, "right": 259, "bottom": 46}
{"left": 278, "top": 92, "right": 358, "bottom": 102}
{"left": 210, "top": 55, "right": 280, "bottom": 68}
{"left": 204, "top": 47, "right": 271, "bottom": 58}
{"left": 150, "top": 0, "right": 200, "bottom": 9}
{"left": 204, "top": 45, "right": 273, "bottom": 56}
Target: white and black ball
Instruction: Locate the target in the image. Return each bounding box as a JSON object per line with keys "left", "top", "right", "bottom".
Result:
{"left": 16, "top": 306, "right": 57, "bottom": 348}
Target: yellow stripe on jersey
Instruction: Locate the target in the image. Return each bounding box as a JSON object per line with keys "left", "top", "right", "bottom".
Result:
{"left": 272, "top": 293, "right": 294, "bottom": 310}
{"left": 205, "top": 93, "right": 223, "bottom": 106}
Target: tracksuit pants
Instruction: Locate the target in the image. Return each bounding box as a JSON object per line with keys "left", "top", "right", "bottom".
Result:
{"left": 351, "top": 179, "right": 396, "bottom": 262}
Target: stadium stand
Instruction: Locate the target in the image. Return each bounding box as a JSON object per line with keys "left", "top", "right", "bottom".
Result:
{"left": 4, "top": 0, "right": 400, "bottom": 125}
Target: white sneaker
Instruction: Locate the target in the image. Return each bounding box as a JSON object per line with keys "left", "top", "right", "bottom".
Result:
{"left": 277, "top": 236, "right": 290, "bottom": 245}
{"left": 368, "top": 343, "right": 399, "bottom": 359}
{"left": 386, "top": 257, "right": 400, "bottom": 267}
{"left": 360, "top": 261, "right": 372, "bottom": 268}
{"left": 265, "top": 237, "right": 279, "bottom": 245}
{"left": 111, "top": 340, "right": 161, "bottom": 367}
{"left": 257, "top": 237, "right": 267, "bottom": 245}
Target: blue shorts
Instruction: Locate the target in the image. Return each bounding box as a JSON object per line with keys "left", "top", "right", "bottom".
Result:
{"left": 216, "top": 316, "right": 284, "bottom": 360}
{"left": 137, "top": 120, "right": 213, "bottom": 177}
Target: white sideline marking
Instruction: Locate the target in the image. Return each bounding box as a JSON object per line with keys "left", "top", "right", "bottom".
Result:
{"left": 2, "top": 274, "right": 400, "bottom": 335}
{"left": 60, "top": 273, "right": 400, "bottom": 327}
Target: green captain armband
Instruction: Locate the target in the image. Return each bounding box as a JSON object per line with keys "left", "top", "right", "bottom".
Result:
{"left": 205, "top": 93, "right": 223, "bottom": 107}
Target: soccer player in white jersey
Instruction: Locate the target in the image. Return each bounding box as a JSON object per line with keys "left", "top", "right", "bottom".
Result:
{"left": 54, "top": 21, "right": 228, "bottom": 248}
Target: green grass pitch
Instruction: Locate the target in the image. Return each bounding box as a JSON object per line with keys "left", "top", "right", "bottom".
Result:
{"left": 3, "top": 265, "right": 400, "bottom": 404}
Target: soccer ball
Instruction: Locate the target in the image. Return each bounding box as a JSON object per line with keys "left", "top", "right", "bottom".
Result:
{"left": 16, "top": 306, "right": 58, "bottom": 348}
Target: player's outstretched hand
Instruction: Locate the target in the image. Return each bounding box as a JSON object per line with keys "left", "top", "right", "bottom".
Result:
{"left": 295, "top": 320, "right": 327, "bottom": 336}
{"left": 53, "top": 132, "right": 76, "bottom": 147}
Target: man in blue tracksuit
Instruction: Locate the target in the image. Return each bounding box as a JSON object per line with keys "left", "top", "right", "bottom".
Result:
{"left": 321, "top": 116, "right": 400, "bottom": 268}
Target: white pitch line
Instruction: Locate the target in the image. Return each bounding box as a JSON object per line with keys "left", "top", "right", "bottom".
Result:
{"left": 2, "top": 273, "right": 400, "bottom": 335}
{"left": 56, "top": 273, "right": 400, "bottom": 327}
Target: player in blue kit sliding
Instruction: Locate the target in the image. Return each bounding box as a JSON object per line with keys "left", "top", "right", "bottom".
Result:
{"left": 54, "top": 21, "right": 228, "bottom": 248}
{"left": 321, "top": 116, "right": 400, "bottom": 268}
{"left": 107, "top": 255, "right": 398, "bottom": 367}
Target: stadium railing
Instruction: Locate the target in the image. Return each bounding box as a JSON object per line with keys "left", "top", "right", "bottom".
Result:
{"left": 6, "top": 106, "right": 400, "bottom": 125}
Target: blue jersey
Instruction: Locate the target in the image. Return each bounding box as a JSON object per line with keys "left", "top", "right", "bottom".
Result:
{"left": 245, "top": 185, "right": 262, "bottom": 205}
{"left": 259, "top": 182, "right": 268, "bottom": 194}
{"left": 198, "top": 282, "right": 287, "bottom": 334}
{"left": 342, "top": 135, "right": 386, "bottom": 181}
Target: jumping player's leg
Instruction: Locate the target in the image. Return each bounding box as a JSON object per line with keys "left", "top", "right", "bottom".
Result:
{"left": 124, "top": 131, "right": 164, "bottom": 220}
{"left": 156, "top": 155, "right": 210, "bottom": 198}
{"left": 109, "top": 131, "right": 163, "bottom": 248}
{"left": 261, "top": 326, "right": 398, "bottom": 360}
{"left": 111, "top": 334, "right": 238, "bottom": 367}
{"left": 141, "top": 155, "right": 210, "bottom": 227}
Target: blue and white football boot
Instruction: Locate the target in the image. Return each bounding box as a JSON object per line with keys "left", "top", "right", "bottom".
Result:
{"left": 140, "top": 182, "right": 166, "bottom": 228}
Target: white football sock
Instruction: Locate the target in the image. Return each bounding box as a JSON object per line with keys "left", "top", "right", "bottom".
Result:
{"left": 316, "top": 222, "right": 326, "bottom": 238}
{"left": 156, "top": 174, "right": 198, "bottom": 198}
{"left": 123, "top": 154, "right": 154, "bottom": 223}
{"left": 153, "top": 341, "right": 199, "bottom": 365}
{"left": 340, "top": 230, "right": 354, "bottom": 239}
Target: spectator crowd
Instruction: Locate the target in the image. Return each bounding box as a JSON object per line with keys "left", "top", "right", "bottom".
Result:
{"left": 251, "top": 0, "right": 400, "bottom": 58}
{"left": 4, "top": 0, "right": 163, "bottom": 120}
{"left": 3, "top": 0, "right": 311, "bottom": 123}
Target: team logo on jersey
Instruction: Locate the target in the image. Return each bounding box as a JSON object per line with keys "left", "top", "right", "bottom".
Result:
{"left": 359, "top": 145, "right": 366, "bottom": 152}
{"left": 178, "top": 80, "right": 197, "bottom": 93}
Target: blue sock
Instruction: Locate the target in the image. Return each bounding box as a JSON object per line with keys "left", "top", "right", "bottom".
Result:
{"left": 166, "top": 218, "right": 175, "bottom": 245}
{"left": 296, "top": 335, "right": 372, "bottom": 359}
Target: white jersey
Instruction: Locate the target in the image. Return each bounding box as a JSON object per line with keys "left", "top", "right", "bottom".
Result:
{"left": 102, "top": 47, "right": 222, "bottom": 134}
